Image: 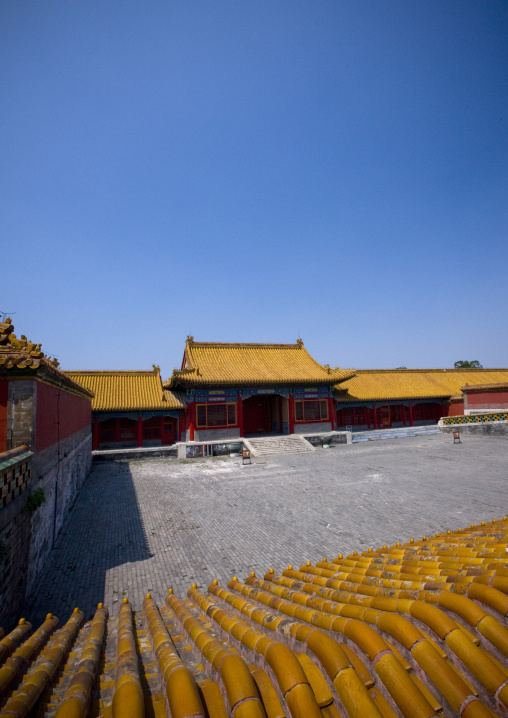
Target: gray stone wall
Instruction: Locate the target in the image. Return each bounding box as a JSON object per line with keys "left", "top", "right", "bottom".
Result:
{"left": 293, "top": 421, "right": 332, "bottom": 434}
{"left": 440, "top": 420, "right": 508, "bottom": 439}
{"left": 0, "top": 487, "right": 33, "bottom": 631}
{"left": 6, "top": 380, "right": 35, "bottom": 450}
{"left": 0, "top": 426, "right": 92, "bottom": 630}
{"left": 189, "top": 427, "right": 241, "bottom": 442}
{"left": 27, "top": 428, "right": 92, "bottom": 596}
{"left": 304, "top": 431, "right": 350, "bottom": 447}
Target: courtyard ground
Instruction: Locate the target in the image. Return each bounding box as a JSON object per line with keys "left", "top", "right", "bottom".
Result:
{"left": 25, "top": 433, "right": 508, "bottom": 624}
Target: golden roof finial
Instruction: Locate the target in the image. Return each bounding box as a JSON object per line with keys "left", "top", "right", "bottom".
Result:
{"left": 186, "top": 335, "right": 194, "bottom": 343}
{"left": 296, "top": 338, "right": 304, "bottom": 347}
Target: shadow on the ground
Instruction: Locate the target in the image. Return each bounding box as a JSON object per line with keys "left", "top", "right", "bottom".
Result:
{"left": 24, "top": 461, "right": 151, "bottom": 624}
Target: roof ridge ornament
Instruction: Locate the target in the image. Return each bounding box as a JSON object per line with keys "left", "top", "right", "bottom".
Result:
{"left": 296, "top": 338, "right": 304, "bottom": 347}
{"left": 0, "top": 317, "right": 50, "bottom": 364}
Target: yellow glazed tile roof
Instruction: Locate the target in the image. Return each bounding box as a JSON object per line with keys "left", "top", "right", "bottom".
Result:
{"left": 64, "top": 367, "right": 184, "bottom": 411}
{"left": 2, "top": 517, "right": 508, "bottom": 717}
{"left": 335, "top": 368, "right": 508, "bottom": 403}
{"left": 461, "top": 381, "right": 508, "bottom": 392}
{"left": 167, "top": 337, "right": 356, "bottom": 387}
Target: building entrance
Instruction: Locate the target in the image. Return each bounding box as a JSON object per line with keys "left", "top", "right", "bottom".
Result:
{"left": 243, "top": 395, "right": 282, "bottom": 435}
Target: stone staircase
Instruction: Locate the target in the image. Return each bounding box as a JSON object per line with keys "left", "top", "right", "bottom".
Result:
{"left": 243, "top": 434, "right": 315, "bottom": 457}
{"left": 352, "top": 424, "right": 441, "bottom": 443}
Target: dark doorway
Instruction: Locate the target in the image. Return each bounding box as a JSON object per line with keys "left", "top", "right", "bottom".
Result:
{"left": 243, "top": 395, "right": 281, "bottom": 435}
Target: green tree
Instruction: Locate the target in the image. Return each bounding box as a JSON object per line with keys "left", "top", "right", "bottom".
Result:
{"left": 454, "top": 360, "right": 483, "bottom": 368}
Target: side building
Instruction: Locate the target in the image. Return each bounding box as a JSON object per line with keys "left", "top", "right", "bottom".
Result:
{"left": 334, "top": 368, "right": 508, "bottom": 430}
{"left": 165, "top": 337, "right": 355, "bottom": 441}
{"left": 65, "top": 367, "right": 184, "bottom": 450}
{"left": 0, "top": 318, "right": 93, "bottom": 628}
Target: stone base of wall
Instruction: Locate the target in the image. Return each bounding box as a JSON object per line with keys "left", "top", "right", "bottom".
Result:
{"left": 0, "top": 461, "right": 33, "bottom": 632}
{"left": 439, "top": 420, "right": 508, "bottom": 439}
{"left": 177, "top": 440, "right": 244, "bottom": 459}
{"left": 293, "top": 422, "right": 332, "bottom": 434}
{"left": 0, "top": 429, "right": 92, "bottom": 630}
{"left": 27, "top": 429, "right": 92, "bottom": 597}
{"left": 187, "top": 428, "right": 241, "bottom": 442}
{"left": 304, "top": 431, "right": 351, "bottom": 447}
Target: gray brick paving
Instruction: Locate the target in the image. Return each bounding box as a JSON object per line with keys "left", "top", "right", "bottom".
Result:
{"left": 25, "top": 434, "right": 508, "bottom": 624}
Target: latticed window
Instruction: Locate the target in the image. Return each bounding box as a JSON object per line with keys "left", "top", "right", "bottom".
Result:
{"left": 99, "top": 418, "right": 116, "bottom": 441}
{"left": 294, "top": 399, "right": 328, "bottom": 422}
{"left": 143, "top": 416, "right": 162, "bottom": 439}
{"left": 196, "top": 403, "right": 237, "bottom": 428}
{"left": 119, "top": 417, "right": 136, "bottom": 440}
{"left": 414, "top": 403, "right": 437, "bottom": 420}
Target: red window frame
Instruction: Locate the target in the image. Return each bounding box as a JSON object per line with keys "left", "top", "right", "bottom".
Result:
{"left": 196, "top": 402, "right": 237, "bottom": 428}
{"left": 294, "top": 399, "right": 329, "bottom": 423}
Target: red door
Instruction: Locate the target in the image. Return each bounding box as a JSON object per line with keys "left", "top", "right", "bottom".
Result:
{"left": 162, "top": 417, "right": 176, "bottom": 445}
{"left": 243, "top": 396, "right": 272, "bottom": 434}
{"left": 379, "top": 406, "right": 391, "bottom": 427}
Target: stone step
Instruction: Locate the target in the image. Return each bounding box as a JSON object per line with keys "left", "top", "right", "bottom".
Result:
{"left": 244, "top": 435, "right": 315, "bottom": 457}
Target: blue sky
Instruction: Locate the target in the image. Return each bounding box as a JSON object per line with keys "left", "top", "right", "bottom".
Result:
{"left": 2, "top": 1, "right": 507, "bottom": 377}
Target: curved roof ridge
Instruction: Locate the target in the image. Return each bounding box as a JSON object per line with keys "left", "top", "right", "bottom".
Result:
{"left": 186, "top": 341, "right": 306, "bottom": 349}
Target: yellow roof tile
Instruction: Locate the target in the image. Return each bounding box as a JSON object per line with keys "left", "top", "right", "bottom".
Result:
{"left": 335, "top": 368, "right": 508, "bottom": 403}
{"left": 167, "top": 338, "right": 355, "bottom": 386}
{"left": 4, "top": 518, "right": 508, "bottom": 717}
{"left": 461, "top": 381, "right": 508, "bottom": 392}
{"left": 64, "top": 368, "right": 184, "bottom": 411}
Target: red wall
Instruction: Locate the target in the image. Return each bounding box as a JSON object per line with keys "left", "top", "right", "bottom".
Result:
{"left": 467, "top": 390, "right": 508, "bottom": 408}
{"left": 447, "top": 402, "right": 465, "bottom": 416}
{"left": 0, "top": 380, "right": 7, "bottom": 452}
{"left": 35, "top": 380, "right": 92, "bottom": 452}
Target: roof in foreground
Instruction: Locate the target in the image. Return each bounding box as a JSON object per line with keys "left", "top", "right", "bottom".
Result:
{"left": 167, "top": 337, "right": 356, "bottom": 387}
{"left": 2, "top": 517, "right": 507, "bottom": 717}
{"left": 335, "top": 368, "right": 508, "bottom": 402}
{"left": 64, "top": 367, "right": 184, "bottom": 411}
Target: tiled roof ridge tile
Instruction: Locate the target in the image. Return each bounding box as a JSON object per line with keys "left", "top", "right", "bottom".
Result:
{"left": 187, "top": 340, "right": 307, "bottom": 349}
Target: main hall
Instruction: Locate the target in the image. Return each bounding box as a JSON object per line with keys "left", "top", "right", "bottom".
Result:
{"left": 64, "top": 336, "right": 508, "bottom": 450}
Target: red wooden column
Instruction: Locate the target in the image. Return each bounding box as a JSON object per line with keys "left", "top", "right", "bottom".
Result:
{"left": 373, "top": 404, "right": 378, "bottom": 430}
{"left": 189, "top": 402, "right": 196, "bottom": 441}
{"left": 137, "top": 416, "right": 143, "bottom": 447}
{"left": 237, "top": 395, "right": 244, "bottom": 437}
{"left": 409, "top": 402, "right": 414, "bottom": 427}
{"left": 288, "top": 394, "right": 295, "bottom": 434}
{"left": 328, "top": 397, "right": 336, "bottom": 430}
{"left": 92, "top": 416, "right": 99, "bottom": 450}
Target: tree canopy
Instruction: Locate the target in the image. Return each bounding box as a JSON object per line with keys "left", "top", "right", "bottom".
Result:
{"left": 454, "top": 360, "right": 483, "bottom": 368}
